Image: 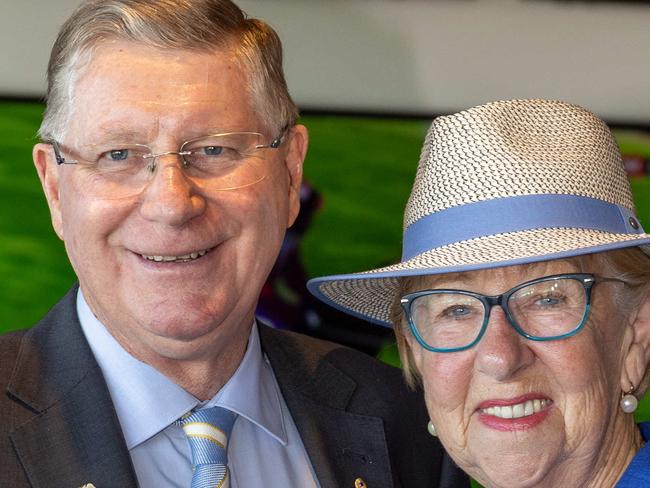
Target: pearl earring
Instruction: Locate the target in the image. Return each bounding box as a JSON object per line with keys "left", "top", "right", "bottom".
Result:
{"left": 427, "top": 420, "right": 437, "bottom": 437}
{"left": 620, "top": 385, "right": 638, "bottom": 414}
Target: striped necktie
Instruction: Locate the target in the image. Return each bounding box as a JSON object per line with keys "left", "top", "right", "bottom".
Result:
{"left": 177, "top": 406, "right": 238, "bottom": 488}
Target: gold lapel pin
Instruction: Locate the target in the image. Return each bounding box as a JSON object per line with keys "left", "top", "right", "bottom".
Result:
{"left": 354, "top": 478, "right": 367, "bottom": 488}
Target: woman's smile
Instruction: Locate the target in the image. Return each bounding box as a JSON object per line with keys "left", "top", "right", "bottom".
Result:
{"left": 476, "top": 394, "right": 553, "bottom": 432}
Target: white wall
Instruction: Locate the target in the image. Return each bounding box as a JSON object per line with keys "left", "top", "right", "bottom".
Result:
{"left": 1, "top": 0, "right": 649, "bottom": 122}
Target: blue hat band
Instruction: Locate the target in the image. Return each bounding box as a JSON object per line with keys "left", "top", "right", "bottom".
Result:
{"left": 402, "top": 194, "right": 644, "bottom": 261}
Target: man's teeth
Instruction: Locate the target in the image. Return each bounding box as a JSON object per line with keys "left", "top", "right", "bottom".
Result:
{"left": 481, "top": 399, "right": 550, "bottom": 419}
{"left": 142, "top": 249, "right": 209, "bottom": 263}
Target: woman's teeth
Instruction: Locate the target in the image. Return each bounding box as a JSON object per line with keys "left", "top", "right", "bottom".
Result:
{"left": 142, "top": 249, "right": 209, "bottom": 263}
{"left": 481, "top": 399, "right": 550, "bottom": 419}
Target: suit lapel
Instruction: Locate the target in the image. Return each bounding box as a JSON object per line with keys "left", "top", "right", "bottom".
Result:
{"left": 7, "top": 287, "right": 138, "bottom": 488}
{"left": 260, "top": 325, "right": 394, "bottom": 488}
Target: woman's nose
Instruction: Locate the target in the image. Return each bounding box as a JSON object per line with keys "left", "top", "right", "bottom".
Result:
{"left": 474, "top": 306, "right": 535, "bottom": 381}
{"left": 138, "top": 154, "right": 206, "bottom": 226}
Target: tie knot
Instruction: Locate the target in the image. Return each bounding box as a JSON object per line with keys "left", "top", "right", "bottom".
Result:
{"left": 178, "top": 406, "right": 237, "bottom": 435}
{"left": 177, "top": 406, "right": 238, "bottom": 488}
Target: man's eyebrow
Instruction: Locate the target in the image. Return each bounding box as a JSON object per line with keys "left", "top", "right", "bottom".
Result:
{"left": 184, "top": 127, "right": 253, "bottom": 138}
{"left": 94, "top": 126, "right": 148, "bottom": 142}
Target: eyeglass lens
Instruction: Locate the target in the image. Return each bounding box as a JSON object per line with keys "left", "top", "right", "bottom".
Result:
{"left": 56, "top": 132, "right": 274, "bottom": 199}
{"left": 408, "top": 277, "right": 588, "bottom": 351}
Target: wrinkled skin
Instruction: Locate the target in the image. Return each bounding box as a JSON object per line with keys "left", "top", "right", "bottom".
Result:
{"left": 407, "top": 258, "right": 650, "bottom": 487}
{"left": 33, "top": 41, "right": 308, "bottom": 398}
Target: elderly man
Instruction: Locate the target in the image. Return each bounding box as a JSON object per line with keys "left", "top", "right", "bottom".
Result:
{"left": 0, "top": 1, "right": 468, "bottom": 487}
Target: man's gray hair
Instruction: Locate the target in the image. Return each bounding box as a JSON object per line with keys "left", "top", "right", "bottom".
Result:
{"left": 39, "top": 0, "right": 298, "bottom": 141}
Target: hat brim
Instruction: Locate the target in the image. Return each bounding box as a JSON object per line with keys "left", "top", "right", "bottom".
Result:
{"left": 307, "top": 227, "right": 650, "bottom": 327}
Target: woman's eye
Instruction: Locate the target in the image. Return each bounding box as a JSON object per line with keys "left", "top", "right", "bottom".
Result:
{"left": 535, "top": 295, "right": 563, "bottom": 307}
{"left": 444, "top": 305, "right": 472, "bottom": 318}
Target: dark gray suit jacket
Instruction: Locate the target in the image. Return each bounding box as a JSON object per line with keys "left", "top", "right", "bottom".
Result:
{"left": 0, "top": 287, "right": 468, "bottom": 488}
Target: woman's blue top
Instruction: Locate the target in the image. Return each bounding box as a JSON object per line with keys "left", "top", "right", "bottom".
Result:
{"left": 616, "top": 422, "right": 650, "bottom": 487}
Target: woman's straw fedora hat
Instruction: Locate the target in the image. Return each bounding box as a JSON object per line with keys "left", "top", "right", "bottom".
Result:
{"left": 307, "top": 99, "right": 650, "bottom": 327}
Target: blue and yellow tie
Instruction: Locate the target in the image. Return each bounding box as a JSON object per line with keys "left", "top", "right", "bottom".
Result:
{"left": 177, "top": 406, "right": 238, "bottom": 488}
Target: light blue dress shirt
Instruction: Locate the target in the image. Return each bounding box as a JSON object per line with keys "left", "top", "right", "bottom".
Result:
{"left": 77, "top": 291, "right": 320, "bottom": 488}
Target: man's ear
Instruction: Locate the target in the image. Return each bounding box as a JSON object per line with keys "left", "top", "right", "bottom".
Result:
{"left": 283, "top": 124, "right": 308, "bottom": 227}
{"left": 621, "top": 289, "right": 650, "bottom": 391}
{"left": 33, "top": 143, "right": 64, "bottom": 240}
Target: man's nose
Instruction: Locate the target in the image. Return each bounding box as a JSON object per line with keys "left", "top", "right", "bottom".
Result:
{"left": 139, "top": 154, "right": 206, "bottom": 226}
{"left": 474, "top": 306, "right": 535, "bottom": 381}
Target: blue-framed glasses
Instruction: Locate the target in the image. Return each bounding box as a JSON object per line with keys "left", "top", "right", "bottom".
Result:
{"left": 400, "top": 273, "right": 624, "bottom": 353}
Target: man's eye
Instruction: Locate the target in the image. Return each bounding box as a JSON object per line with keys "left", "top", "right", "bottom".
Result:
{"left": 202, "top": 146, "right": 225, "bottom": 156}
{"left": 104, "top": 149, "right": 130, "bottom": 161}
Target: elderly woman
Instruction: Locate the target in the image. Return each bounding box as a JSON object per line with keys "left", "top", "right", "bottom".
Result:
{"left": 309, "top": 99, "right": 650, "bottom": 487}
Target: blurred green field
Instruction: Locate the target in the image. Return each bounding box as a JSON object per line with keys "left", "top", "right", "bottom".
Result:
{"left": 2, "top": 100, "right": 650, "bottom": 428}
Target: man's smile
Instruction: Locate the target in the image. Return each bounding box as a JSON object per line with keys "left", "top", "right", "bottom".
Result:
{"left": 139, "top": 247, "right": 213, "bottom": 263}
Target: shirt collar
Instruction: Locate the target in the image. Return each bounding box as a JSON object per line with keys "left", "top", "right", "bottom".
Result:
{"left": 76, "top": 289, "right": 287, "bottom": 449}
